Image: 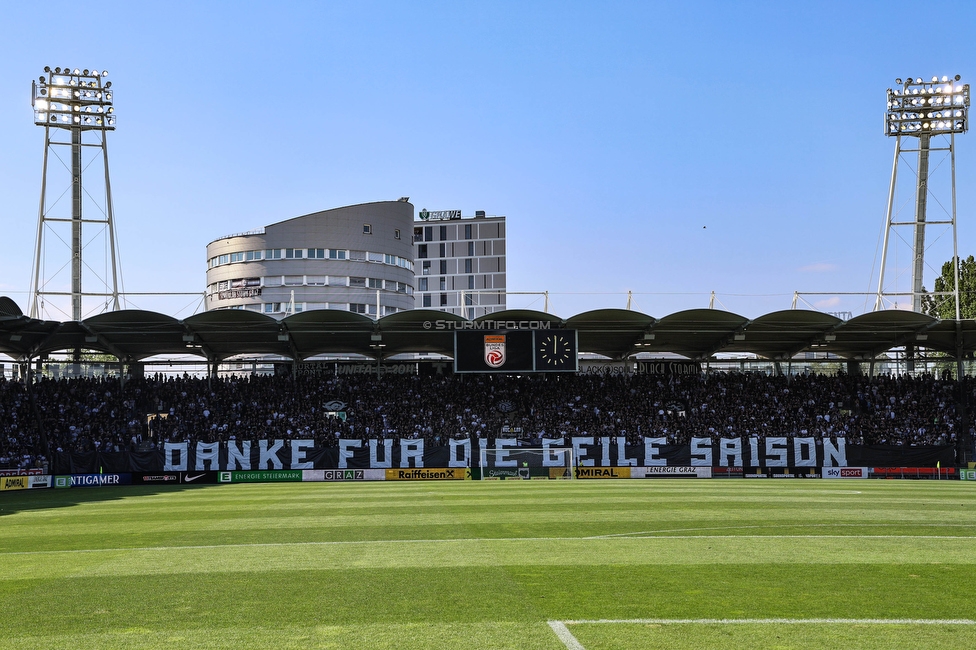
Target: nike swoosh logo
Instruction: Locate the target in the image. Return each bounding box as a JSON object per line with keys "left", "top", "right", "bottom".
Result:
{"left": 184, "top": 474, "right": 205, "bottom": 482}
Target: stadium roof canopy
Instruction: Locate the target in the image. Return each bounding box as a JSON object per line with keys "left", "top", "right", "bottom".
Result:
{"left": 0, "top": 296, "right": 974, "bottom": 364}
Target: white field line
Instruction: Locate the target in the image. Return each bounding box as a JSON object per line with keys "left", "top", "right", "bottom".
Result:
{"left": 547, "top": 621, "right": 585, "bottom": 650}
{"left": 589, "top": 522, "right": 976, "bottom": 538}
{"left": 2, "top": 533, "right": 976, "bottom": 557}
{"left": 548, "top": 618, "right": 976, "bottom": 650}
{"left": 560, "top": 618, "right": 976, "bottom": 625}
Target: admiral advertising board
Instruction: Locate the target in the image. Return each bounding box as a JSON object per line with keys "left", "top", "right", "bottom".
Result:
{"left": 0, "top": 475, "right": 30, "bottom": 491}
{"left": 575, "top": 467, "right": 632, "bottom": 479}
{"left": 0, "top": 474, "right": 52, "bottom": 490}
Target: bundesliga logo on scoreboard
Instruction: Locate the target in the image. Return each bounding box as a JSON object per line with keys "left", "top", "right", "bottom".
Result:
{"left": 484, "top": 334, "right": 506, "bottom": 368}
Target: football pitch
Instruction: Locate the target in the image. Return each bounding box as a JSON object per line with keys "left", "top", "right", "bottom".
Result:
{"left": 1, "top": 479, "right": 975, "bottom": 649}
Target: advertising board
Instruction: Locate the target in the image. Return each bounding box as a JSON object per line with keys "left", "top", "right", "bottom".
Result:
{"left": 822, "top": 467, "right": 868, "bottom": 479}
{"left": 53, "top": 474, "right": 132, "bottom": 488}
{"left": 301, "top": 469, "right": 380, "bottom": 481}
{"left": 632, "top": 467, "right": 710, "bottom": 478}
{"left": 218, "top": 470, "right": 302, "bottom": 483}
{"left": 0, "top": 476, "right": 30, "bottom": 491}
{"left": 575, "top": 467, "right": 632, "bottom": 479}
{"left": 385, "top": 468, "right": 468, "bottom": 480}
{"left": 29, "top": 475, "right": 52, "bottom": 489}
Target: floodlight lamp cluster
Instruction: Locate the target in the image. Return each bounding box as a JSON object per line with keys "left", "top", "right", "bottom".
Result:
{"left": 33, "top": 66, "right": 115, "bottom": 130}
{"left": 885, "top": 75, "right": 968, "bottom": 136}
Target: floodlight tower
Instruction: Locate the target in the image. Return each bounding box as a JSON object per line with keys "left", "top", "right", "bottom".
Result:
{"left": 874, "top": 75, "right": 970, "bottom": 316}
{"left": 29, "top": 66, "right": 120, "bottom": 321}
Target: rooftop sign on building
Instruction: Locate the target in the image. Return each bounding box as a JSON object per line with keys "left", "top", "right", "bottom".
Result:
{"left": 418, "top": 209, "right": 462, "bottom": 221}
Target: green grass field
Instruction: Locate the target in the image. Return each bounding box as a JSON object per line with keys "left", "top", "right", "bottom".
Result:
{"left": 1, "top": 479, "right": 975, "bottom": 649}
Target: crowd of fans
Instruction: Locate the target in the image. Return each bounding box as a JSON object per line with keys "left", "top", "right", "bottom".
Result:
{"left": 0, "top": 370, "right": 965, "bottom": 470}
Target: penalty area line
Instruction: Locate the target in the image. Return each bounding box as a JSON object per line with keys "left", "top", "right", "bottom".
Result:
{"left": 547, "top": 621, "right": 585, "bottom": 650}
{"left": 547, "top": 618, "right": 976, "bottom": 649}
{"left": 561, "top": 618, "right": 976, "bottom": 625}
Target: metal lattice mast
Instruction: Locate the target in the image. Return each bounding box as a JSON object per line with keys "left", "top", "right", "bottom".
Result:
{"left": 29, "top": 66, "right": 119, "bottom": 321}
{"left": 874, "top": 75, "right": 969, "bottom": 313}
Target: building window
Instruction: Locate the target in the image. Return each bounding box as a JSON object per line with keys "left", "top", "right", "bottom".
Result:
{"left": 349, "top": 277, "right": 366, "bottom": 288}
{"left": 417, "top": 244, "right": 428, "bottom": 259}
{"left": 439, "top": 243, "right": 446, "bottom": 258}
{"left": 422, "top": 261, "right": 431, "bottom": 275}
{"left": 308, "top": 248, "right": 325, "bottom": 259}
{"left": 363, "top": 224, "right": 372, "bottom": 234}
{"left": 467, "top": 241, "right": 475, "bottom": 257}
{"left": 285, "top": 248, "right": 303, "bottom": 259}
{"left": 439, "top": 225, "right": 447, "bottom": 240}
{"left": 464, "top": 258, "right": 472, "bottom": 274}
{"left": 367, "top": 278, "right": 383, "bottom": 289}
{"left": 229, "top": 252, "right": 244, "bottom": 262}
{"left": 468, "top": 275, "right": 475, "bottom": 289}
{"left": 350, "top": 303, "right": 368, "bottom": 314}
{"left": 266, "top": 249, "right": 282, "bottom": 260}
{"left": 439, "top": 260, "right": 447, "bottom": 275}
{"left": 464, "top": 224, "right": 472, "bottom": 240}
{"left": 439, "top": 277, "right": 447, "bottom": 291}
{"left": 424, "top": 226, "right": 432, "bottom": 242}
{"left": 394, "top": 229, "right": 401, "bottom": 240}
{"left": 419, "top": 278, "right": 428, "bottom": 292}
{"left": 245, "top": 250, "right": 262, "bottom": 261}
{"left": 422, "top": 294, "right": 431, "bottom": 308}
{"left": 440, "top": 293, "right": 448, "bottom": 306}
{"left": 414, "top": 227, "right": 423, "bottom": 242}
{"left": 328, "top": 249, "right": 346, "bottom": 260}
{"left": 397, "top": 282, "right": 408, "bottom": 293}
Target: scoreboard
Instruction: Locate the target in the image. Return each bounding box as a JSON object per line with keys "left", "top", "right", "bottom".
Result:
{"left": 454, "top": 330, "right": 578, "bottom": 373}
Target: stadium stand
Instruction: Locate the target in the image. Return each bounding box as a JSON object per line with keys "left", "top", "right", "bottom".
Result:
{"left": 0, "top": 372, "right": 966, "bottom": 470}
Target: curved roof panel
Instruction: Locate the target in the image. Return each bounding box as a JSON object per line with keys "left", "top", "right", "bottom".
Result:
{"left": 280, "top": 309, "right": 376, "bottom": 359}
{"left": 1, "top": 296, "right": 975, "bottom": 364}
{"left": 645, "top": 309, "right": 751, "bottom": 360}
{"left": 566, "top": 309, "right": 655, "bottom": 360}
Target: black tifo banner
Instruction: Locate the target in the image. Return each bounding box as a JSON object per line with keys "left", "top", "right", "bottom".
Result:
{"left": 51, "top": 437, "right": 953, "bottom": 474}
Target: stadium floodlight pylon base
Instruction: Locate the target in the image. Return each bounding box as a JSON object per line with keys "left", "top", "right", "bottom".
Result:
{"left": 478, "top": 447, "right": 574, "bottom": 480}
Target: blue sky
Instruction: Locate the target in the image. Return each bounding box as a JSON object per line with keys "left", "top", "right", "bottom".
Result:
{"left": 0, "top": 0, "right": 973, "bottom": 320}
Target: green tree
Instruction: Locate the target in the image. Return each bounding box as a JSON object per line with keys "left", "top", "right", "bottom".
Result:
{"left": 922, "top": 255, "right": 976, "bottom": 320}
